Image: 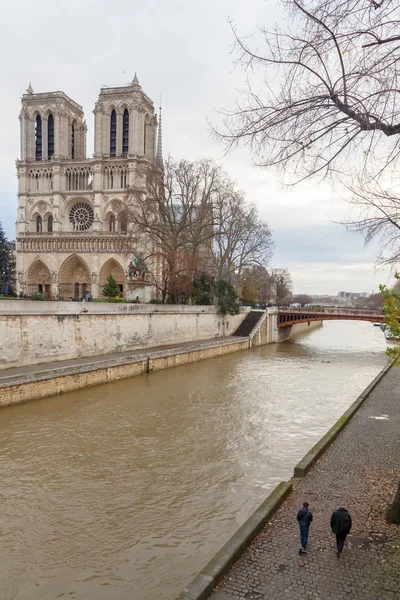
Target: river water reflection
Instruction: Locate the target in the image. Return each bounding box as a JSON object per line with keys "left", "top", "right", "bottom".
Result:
{"left": 0, "top": 321, "right": 388, "bottom": 600}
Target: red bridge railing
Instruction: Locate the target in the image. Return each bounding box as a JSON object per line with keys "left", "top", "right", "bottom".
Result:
{"left": 277, "top": 307, "right": 384, "bottom": 327}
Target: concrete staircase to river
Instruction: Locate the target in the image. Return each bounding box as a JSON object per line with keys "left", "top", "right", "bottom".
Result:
{"left": 232, "top": 310, "right": 265, "bottom": 338}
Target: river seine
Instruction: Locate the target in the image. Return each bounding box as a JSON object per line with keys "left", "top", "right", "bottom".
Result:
{"left": 0, "top": 320, "right": 388, "bottom": 600}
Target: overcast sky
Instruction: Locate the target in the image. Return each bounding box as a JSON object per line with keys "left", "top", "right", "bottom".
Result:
{"left": 0, "top": 0, "right": 392, "bottom": 294}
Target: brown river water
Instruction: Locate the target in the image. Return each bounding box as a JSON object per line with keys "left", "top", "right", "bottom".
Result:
{"left": 0, "top": 321, "right": 388, "bottom": 600}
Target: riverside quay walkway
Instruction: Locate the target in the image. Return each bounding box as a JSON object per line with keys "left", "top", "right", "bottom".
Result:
{"left": 209, "top": 366, "right": 400, "bottom": 600}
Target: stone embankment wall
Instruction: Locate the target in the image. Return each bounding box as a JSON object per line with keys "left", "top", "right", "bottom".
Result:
{"left": 277, "top": 319, "right": 322, "bottom": 342}
{"left": 0, "top": 338, "right": 250, "bottom": 408}
{"left": 249, "top": 310, "right": 279, "bottom": 346}
{"left": 0, "top": 302, "right": 249, "bottom": 370}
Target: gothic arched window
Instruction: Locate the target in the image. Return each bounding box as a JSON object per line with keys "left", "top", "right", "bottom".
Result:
{"left": 122, "top": 109, "right": 129, "bottom": 154}
{"left": 71, "top": 121, "right": 75, "bottom": 159}
{"left": 36, "top": 215, "right": 42, "bottom": 232}
{"left": 110, "top": 110, "right": 116, "bottom": 156}
{"left": 35, "top": 115, "right": 42, "bottom": 161}
{"left": 47, "top": 215, "right": 53, "bottom": 232}
{"left": 109, "top": 214, "right": 116, "bottom": 232}
{"left": 48, "top": 114, "right": 54, "bottom": 158}
{"left": 120, "top": 211, "right": 127, "bottom": 233}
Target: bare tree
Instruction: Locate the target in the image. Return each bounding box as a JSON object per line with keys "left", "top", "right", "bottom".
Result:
{"left": 219, "top": 0, "right": 400, "bottom": 182}
{"left": 213, "top": 186, "right": 274, "bottom": 284}
{"left": 127, "top": 158, "right": 217, "bottom": 302}
{"left": 239, "top": 265, "right": 275, "bottom": 303}
{"left": 342, "top": 179, "right": 400, "bottom": 266}
{"left": 272, "top": 268, "right": 293, "bottom": 305}
{"left": 367, "top": 291, "right": 384, "bottom": 309}
{"left": 291, "top": 294, "right": 313, "bottom": 307}
{"left": 127, "top": 158, "right": 274, "bottom": 302}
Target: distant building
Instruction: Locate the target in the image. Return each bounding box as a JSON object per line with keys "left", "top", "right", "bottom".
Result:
{"left": 338, "top": 291, "right": 369, "bottom": 306}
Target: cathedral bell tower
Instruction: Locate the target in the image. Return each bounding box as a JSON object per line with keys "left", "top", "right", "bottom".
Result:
{"left": 19, "top": 84, "right": 87, "bottom": 162}
{"left": 93, "top": 74, "right": 157, "bottom": 159}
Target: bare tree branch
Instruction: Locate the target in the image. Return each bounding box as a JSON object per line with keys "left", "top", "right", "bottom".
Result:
{"left": 216, "top": 0, "right": 400, "bottom": 182}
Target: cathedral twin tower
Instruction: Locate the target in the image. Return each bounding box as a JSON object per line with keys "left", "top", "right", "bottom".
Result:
{"left": 16, "top": 75, "right": 160, "bottom": 300}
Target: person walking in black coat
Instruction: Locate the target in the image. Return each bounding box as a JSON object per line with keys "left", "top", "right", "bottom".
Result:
{"left": 296, "top": 501, "right": 313, "bottom": 554}
{"left": 330, "top": 507, "right": 352, "bottom": 557}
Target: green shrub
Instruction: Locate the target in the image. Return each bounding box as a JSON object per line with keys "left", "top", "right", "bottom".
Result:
{"left": 94, "top": 296, "right": 124, "bottom": 303}
{"left": 31, "top": 293, "right": 47, "bottom": 301}
{"left": 102, "top": 275, "right": 120, "bottom": 297}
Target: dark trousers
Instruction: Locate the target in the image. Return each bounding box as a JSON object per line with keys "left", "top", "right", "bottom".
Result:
{"left": 299, "top": 524, "right": 309, "bottom": 549}
{"left": 336, "top": 532, "right": 347, "bottom": 553}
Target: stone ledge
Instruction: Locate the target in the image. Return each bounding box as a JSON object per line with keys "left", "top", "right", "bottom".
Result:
{"left": 175, "top": 481, "right": 292, "bottom": 600}
{"left": 293, "top": 360, "right": 392, "bottom": 478}
{"left": 0, "top": 338, "right": 250, "bottom": 407}
{"left": 0, "top": 301, "right": 252, "bottom": 316}
{"left": 0, "top": 354, "right": 149, "bottom": 388}
{"left": 0, "top": 338, "right": 249, "bottom": 389}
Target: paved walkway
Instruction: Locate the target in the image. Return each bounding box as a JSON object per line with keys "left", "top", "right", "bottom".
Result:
{"left": 0, "top": 336, "right": 248, "bottom": 386}
{"left": 211, "top": 366, "right": 400, "bottom": 600}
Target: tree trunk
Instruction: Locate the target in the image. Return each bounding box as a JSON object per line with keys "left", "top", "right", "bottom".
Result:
{"left": 387, "top": 480, "right": 400, "bottom": 524}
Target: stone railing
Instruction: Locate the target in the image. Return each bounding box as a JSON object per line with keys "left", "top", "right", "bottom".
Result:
{"left": 17, "top": 236, "right": 131, "bottom": 253}
{"left": 0, "top": 301, "right": 250, "bottom": 316}
{"left": 279, "top": 307, "right": 383, "bottom": 317}
{"left": 19, "top": 231, "right": 129, "bottom": 237}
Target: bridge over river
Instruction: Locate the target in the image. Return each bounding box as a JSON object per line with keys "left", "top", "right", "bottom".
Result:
{"left": 277, "top": 307, "right": 384, "bottom": 328}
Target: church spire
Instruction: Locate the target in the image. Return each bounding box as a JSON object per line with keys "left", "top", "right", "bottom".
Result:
{"left": 132, "top": 73, "right": 141, "bottom": 89}
{"left": 156, "top": 95, "right": 163, "bottom": 169}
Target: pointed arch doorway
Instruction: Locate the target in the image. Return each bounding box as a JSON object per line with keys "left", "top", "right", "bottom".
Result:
{"left": 59, "top": 255, "right": 91, "bottom": 299}
{"left": 27, "top": 259, "right": 51, "bottom": 297}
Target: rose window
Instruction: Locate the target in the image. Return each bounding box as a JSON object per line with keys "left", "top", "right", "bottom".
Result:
{"left": 69, "top": 202, "right": 94, "bottom": 231}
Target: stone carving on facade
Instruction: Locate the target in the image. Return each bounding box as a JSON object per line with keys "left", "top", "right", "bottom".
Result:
{"left": 37, "top": 267, "right": 49, "bottom": 281}
{"left": 94, "top": 101, "right": 105, "bottom": 114}
{"left": 38, "top": 202, "right": 47, "bottom": 214}
{"left": 91, "top": 272, "right": 97, "bottom": 283}
{"left": 74, "top": 267, "right": 87, "bottom": 281}
{"left": 111, "top": 200, "right": 121, "bottom": 213}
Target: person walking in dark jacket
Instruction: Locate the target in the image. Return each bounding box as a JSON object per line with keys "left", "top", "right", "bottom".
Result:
{"left": 330, "top": 507, "right": 352, "bottom": 557}
{"left": 296, "top": 501, "right": 313, "bottom": 554}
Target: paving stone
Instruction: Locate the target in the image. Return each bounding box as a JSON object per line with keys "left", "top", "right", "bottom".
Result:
{"left": 211, "top": 367, "right": 400, "bottom": 600}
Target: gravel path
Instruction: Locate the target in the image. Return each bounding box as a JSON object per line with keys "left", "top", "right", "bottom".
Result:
{"left": 210, "top": 366, "right": 400, "bottom": 600}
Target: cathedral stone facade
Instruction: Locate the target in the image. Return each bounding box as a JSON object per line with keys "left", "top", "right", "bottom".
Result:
{"left": 15, "top": 75, "right": 159, "bottom": 300}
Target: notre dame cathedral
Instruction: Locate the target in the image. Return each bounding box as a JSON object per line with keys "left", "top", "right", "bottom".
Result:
{"left": 15, "top": 75, "right": 161, "bottom": 300}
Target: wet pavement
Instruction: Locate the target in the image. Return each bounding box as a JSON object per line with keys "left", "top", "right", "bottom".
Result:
{"left": 211, "top": 366, "right": 400, "bottom": 600}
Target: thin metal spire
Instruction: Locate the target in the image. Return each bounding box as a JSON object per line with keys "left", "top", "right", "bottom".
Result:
{"left": 156, "top": 94, "right": 163, "bottom": 169}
